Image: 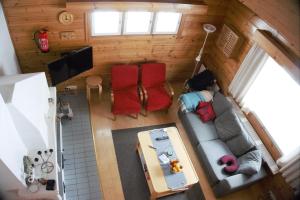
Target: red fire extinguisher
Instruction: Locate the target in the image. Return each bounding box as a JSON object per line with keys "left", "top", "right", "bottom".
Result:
{"left": 33, "top": 29, "right": 49, "bottom": 53}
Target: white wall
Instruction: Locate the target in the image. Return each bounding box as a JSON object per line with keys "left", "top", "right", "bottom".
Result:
{"left": 0, "top": 73, "right": 50, "bottom": 149}
{"left": 0, "top": 94, "right": 27, "bottom": 191}
{"left": 0, "top": 2, "right": 21, "bottom": 76}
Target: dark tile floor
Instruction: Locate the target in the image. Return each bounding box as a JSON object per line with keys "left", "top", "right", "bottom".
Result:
{"left": 59, "top": 91, "right": 102, "bottom": 200}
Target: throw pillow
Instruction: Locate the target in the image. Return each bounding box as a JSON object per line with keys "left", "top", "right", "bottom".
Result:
{"left": 226, "top": 129, "right": 255, "bottom": 156}
{"left": 196, "top": 101, "right": 216, "bottom": 122}
{"left": 238, "top": 150, "right": 262, "bottom": 175}
{"left": 214, "top": 109, "right": 242, "bottom": 141}
{"left": 212, "top": 92, "right": 232, "bottom": 116}
{"left": 219, "top": 155, "right": 239, "bottom": 173}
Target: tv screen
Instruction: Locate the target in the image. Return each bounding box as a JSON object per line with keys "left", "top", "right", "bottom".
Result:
{"left": 48, "top": 46, "right": 93, "bottom": 85}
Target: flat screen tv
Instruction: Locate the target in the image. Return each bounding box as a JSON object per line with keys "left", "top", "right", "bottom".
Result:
{"left": 48, "top": 46, "right": 93, "bottom": 86}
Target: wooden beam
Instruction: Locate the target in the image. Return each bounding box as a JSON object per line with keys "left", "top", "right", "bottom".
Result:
{"left": 254, "top": 29, "right": 300, "bottom": 84}
{"left": 66, "top": 0, "right": 206, "bottom": 5}
{"left": 66, "top": 2, "right": 208, "bottom": 15}
{"left": 238, "top": 0, "right": 300, "bottom": 57}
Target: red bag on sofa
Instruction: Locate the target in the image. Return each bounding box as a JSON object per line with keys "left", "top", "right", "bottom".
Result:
{"left": 196, "top": 101, "right": 216, "bottom": 122}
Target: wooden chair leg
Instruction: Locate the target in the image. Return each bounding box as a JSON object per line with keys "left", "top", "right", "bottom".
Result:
{"left": 112, "top": 114, "right": 116, "bottom": 121}
{"left": 86, "top": 85, "right": 90, "bottom": 100}
{"left": 128, "top": 113, "right": 138, "bottom": 119}
{"left": 141, "top": 109, "right": 148, "bottom": 117}
{"left": 98, "top": 84, "right": 102, "bottom": 100}
{"left": 127, "top": 113, "right": 138, "bottom": 119}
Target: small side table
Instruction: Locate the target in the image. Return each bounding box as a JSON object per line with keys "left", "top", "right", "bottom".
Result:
{"left": 86, "top": 75, "right": 102, "bottom": 100}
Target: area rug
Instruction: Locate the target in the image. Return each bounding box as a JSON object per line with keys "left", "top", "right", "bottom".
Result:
{"left": 112, "top": 123, "right": 205, "bottom": 200}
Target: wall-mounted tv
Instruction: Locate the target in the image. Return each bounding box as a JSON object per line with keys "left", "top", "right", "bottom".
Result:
{"left": 48, "top": 46, "right": 93, "bottom": 86}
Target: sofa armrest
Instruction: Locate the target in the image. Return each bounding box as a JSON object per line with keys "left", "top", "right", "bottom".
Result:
{"left": 213, "top": 169, "right": 267, "bottom": 197}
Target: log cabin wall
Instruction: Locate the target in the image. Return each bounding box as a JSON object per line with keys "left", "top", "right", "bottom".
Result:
{"left": 204, "top": 0, "right": 300, "bottom": 93}
{"left": 1, "top": 0, "right": 228, "bottom": 90}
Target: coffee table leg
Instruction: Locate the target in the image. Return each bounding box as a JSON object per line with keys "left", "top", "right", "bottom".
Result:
{"left": 150, "top": 194, "right": 157, "bottom": 200}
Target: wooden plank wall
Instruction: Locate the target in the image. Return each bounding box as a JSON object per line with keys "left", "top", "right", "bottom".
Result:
{"left": 204, "top": 0, "right": 300, "bottom": 93}
{"left": 2, "top": 0, "right": 228, "bottom": 90}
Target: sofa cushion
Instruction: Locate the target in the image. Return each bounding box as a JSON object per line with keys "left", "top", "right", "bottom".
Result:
{"left": 197, "top": 140, "right": 233, "bottom": 184}
{"left": 226, "top": 129, "right": 255, "bottom": 156}
{"left": 238, "top": 150, "right": 262, "bottom": 175}
{"left": 212, "top": 92, "right": 232, "bottom": 116}
{"left": 214, "top": 109, "right": 242, "bottom": 141}
{"left": 179, "top": 111, "right": 219, "bottom": 145}
{"left": 146, "top": 86, "right": 172, "bottom": 111}
{"left": 213, "top": 168, "right": 267, "bottom": 197}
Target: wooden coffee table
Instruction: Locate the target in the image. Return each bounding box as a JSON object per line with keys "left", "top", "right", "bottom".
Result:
{"left": 137, "top": 127, "right": 198, "bottom": 200}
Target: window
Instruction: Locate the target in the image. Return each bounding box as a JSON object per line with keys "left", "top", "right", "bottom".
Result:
{"left": 123, "top": 11, "right": 153, "bottom": 35}
{"left": 91, "top": 11, "right": 122, "bottom": 36}
{"left": 90, "top": 10, "right": 182, "bottom": 36}
{"left": 242, "top": 56, "right": 300, "bottom": 156}
{"left": 153, "top": 12, "right": 182, "bottom": 34}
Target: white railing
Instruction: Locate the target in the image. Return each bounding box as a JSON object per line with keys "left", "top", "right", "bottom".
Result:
{"left": 277, "top": 149, "right": 300, "bottom": 195}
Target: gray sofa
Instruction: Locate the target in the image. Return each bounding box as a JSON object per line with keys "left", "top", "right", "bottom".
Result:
{"left": 178, "top": 92, "right": 267, "bottom": 197}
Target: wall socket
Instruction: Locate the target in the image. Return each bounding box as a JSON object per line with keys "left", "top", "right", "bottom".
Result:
{"left": 60, "top": 31, "right": 76, "bottom": 40}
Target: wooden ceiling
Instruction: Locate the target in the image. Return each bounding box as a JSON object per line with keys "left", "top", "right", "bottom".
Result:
{"left": 205, "top": 0, "right": 300, "bottom": 92}
{"left": 66, "top": 0, "right": 206, "bottom": 5}
{"left": 238, "top": 0, "right": 300, "bottom": 58}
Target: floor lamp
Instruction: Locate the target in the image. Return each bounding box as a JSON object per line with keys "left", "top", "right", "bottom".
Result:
{"left": 191, "top": 24, "right": 216, "bottom": 78}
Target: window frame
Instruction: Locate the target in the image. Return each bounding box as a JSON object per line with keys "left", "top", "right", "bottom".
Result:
{"left": 123, "top": 10, "right": 154, "bottom": 35}
{"left": 90, "top": 10, "right": 183, "bottom": 37}
{"left": 152, "top": 11, "right": 182, "bottom": 35}
{"left": 232, "top": 30, "right": 300, "bottom": 160}
{"left": 90, "top": 10, "right": 123, "bottom": 36}
{"left": 242, "top": 55, "right": 300, "bottom": 158}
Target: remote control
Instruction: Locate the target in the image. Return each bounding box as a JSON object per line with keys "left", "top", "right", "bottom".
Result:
{"left": 155, "top": 136, "right": 169, "bottom": 141}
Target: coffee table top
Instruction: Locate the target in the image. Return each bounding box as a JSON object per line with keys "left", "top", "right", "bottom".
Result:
{"left": 137, "top": 126, "right": 198, "bottom": 193}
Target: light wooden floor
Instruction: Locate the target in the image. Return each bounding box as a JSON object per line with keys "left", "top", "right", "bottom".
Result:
{"left": 88, "top": 82, "right": 276, "bottom": 200}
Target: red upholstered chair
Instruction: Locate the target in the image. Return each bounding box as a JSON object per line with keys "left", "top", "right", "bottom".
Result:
{"left": 141, "top": 63, "right": 174, "bottom": 115}
{"left": 111, "top": 65, "right": 142, "bottom": 120}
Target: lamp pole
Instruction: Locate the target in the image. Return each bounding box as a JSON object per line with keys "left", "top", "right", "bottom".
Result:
{"left": 191, "top": 24, "right": 216, "bottom": 78}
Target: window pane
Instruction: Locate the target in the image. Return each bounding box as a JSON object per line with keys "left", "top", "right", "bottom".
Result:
{"left": 243, "top": 56, "right": 300, "bottom": 155}
{"left": 124, "top": 11, "right": 153, "bottom": 34}
{"left": 91, "top": 11, "right": 122, "bottom": 36}
{"left": 153, "top": 12, "right": 182, "bottom": 34}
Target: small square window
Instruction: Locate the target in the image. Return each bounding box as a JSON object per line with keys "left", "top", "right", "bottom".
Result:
{"left": 123, "top": 11, "right": 153, "bottom": 35}
{"left": 91, "top": 11, "right": 122, "bottom": 36}
{"left": 153, "top": 12, "right": 182, "bottom": 34}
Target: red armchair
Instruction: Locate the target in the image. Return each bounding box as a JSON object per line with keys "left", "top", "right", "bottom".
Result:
{"left": 140, "top": 63, "right": 174, "bottom": 115}
{"left": 111, "top": 65, "right": 142, "bottom": 120}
